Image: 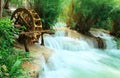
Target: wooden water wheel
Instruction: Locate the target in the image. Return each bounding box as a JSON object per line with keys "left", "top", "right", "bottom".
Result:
{"left": 11, "top": 8, "right": 51, "bottom": 52}
{"left": 11, "top": 8, "right": 42, "bottom": 32}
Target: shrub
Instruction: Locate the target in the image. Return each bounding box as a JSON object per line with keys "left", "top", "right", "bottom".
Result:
{"left": 0, "top": 18, "right": 30, "bottom": 78}
{"left": 61, "top": 0, "right": 116, "bottom": 34}
{"left": 34, "top": 0, "right": 62, "bottom": 29}
{"left": 92, "top": 4, "right": 113, "bottom": 30}
{"left": 114, "top": 38, "right": 120, "bottom": 49}
{"left": 110, "top": 8, "right": 120, "bottom": 37}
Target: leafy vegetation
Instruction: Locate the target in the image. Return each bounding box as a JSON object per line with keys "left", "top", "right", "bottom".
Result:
{"left": 0, "top": 18, "right": 30, "bottom": 78}
{"left": 33, "top": 0, "right": 62, "bottom": 29}
{"left": 8, "top": 0, "right": 23, "bottom": 8}
{"left": 59, "top": 0, "right": 120, "bottom": 35}
{"left": 92, "top": 3, "right": 113, "bottom": 30}
{"left": 110, "top": 8, "right": 120, "bottom": 37}
{"left": 114, "top": 38, "right": 120, "bottom": 49}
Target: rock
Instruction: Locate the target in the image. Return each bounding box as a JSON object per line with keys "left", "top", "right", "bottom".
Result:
{"left": 14, "top": 41, "right": 55, "bottom": 78}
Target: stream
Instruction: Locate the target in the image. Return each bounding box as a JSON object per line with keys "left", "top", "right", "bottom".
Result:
{"left": 39, "top": 28, "right": 120, "bottom": 78}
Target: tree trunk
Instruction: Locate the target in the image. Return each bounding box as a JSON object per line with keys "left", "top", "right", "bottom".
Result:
{"left": 4, "top": 0, "right": 9, "bottom": 9}
{"left": 23, "top": 0, "right": 31, "bottom": 9}
{"left": 0, "top": 0, "right": 2, "bottom": 18}
{"left": 66, "top": 0, "right": 74, "bottom": 27}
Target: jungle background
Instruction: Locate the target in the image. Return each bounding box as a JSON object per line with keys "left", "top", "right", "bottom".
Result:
{"left": 0, "top": 0, "right": 120, "bottom": 78}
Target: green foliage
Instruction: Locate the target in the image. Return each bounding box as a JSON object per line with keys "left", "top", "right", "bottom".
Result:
{"left": 91, "top": 2, "right": 113, "bottom": 30}
{"left": 70, "top": 0, "right": 99, "bottom": 33}
{"left": 0, "top": 18, "right": 30, "bottom": 78}
{"left": 110, "top": 7, "right": 120, "bottom": 37}
{"left": 114, "top": 38, "right": 120, "bottom": 49}
{"left": 93, "top": 18, "right": 112, "bottom": 30}
{"left": 74, "top": 0, "right": 116, "bottom": 18}
{"left": 74, "top": 0, "right": 96, "bottom": 17}
{"left": 9, "top": 0, "right": 23, "bottom": 7}
{"left": 72, "top": 0, "right": 120, "bottom": 36}
{"left": 110, "top": 7, "right": 120, "bottom": 20}
{"left": 34, "top": 0, "right": 62, "bottom": 29}
{"left": 0, "top": 18, "right": 15, "bottom": 48}
{"left": 60, "top": 0, "right": 120, "bottom": 33}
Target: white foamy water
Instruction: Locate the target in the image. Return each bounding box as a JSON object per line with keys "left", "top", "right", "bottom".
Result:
{"left": 39, "top": 29, "right": 120, "bottom": 78}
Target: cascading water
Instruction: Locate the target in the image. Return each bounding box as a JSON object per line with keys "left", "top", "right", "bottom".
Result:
{"left": 39, "top": 28, "right": 120, "bottom": 78}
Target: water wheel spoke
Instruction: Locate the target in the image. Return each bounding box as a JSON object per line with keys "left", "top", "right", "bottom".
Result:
{"left": 14, "top": 15, "right": 20, "bottom": 24}
{"left": 19, "top": 15, "right": 31, "bottom": 28}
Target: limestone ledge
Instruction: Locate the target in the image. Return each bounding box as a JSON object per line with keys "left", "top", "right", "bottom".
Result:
{"left": 14, "top": 42, "right": 55, "bottom": 78}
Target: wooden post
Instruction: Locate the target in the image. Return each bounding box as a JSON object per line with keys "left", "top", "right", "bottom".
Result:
{"left": 24, "top": 38, "right": 29, "bottom": 52}
{"left": 41, "top": 32, "right": 44, "bottom": 46}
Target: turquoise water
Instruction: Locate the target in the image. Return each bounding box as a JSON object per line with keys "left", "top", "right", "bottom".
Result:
{"left": 39, "top": 30, "right": 120, "bottom": 78}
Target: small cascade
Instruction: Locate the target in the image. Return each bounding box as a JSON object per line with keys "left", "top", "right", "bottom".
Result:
{"left": 44, "top": 36, "right": 90, "bottom": 51}
{"left": 90, "top": 30, "right": 117, "bottom": 49}
{"left": 94, "top": 37, "right": 106, "bottom": 49}
{"left": 39, "top": 28, "right": 120, "bottom": 78}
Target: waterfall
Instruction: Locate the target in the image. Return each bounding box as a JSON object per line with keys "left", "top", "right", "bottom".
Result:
{"left": 39, "top": 28, "right": 120, "bottom": 78}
